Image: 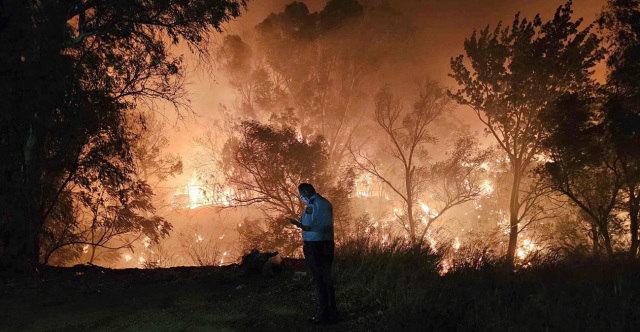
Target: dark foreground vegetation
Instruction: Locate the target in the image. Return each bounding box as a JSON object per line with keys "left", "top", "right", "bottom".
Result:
{"left": 3, "top": 241, "right": 640, "bottom": 332}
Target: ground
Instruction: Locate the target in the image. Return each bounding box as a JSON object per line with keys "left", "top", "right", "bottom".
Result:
{"left": 4, "top": 255, "right": 640, "bottom": 331}
{"left": 0, "top": 262, "right": 383, "bottom": 332}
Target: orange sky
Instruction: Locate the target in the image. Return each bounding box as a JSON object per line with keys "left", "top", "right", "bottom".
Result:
{"left": 164, "top": 0, "right": 609, "bottom": 190}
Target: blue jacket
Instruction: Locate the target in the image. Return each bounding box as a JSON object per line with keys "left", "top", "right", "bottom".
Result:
{"left": 300, "top": 193, "right": 334, "bottom": 242}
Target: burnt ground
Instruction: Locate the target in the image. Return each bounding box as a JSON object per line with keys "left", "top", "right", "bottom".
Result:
{"left": 0, "top": 262, "right": 385, "bottom": 332}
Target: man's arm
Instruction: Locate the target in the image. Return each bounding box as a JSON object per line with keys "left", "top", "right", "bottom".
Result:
{"left": 287, "top": 217, "right": 311, "bottom": 231}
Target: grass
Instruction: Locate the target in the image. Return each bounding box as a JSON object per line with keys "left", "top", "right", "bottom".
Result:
{"left": 2, "top": 240, "right": 640, "bottom": 331}
{"left": 334, "top": 237, "right": 640, "bottom": 331}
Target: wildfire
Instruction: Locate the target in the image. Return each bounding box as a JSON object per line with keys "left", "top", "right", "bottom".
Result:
{"left": 516, "top": 238, "right": 537, "bottom": 260}
{"left": 419, "top": 201, "right": 439, "bottom": 218}
{"left": 172, "top": 171, "right": 234, "bottom": 209}
{"left": 439, "top": 259, "right": 453, "bottom": 275}
{"left": 143, "top": 236, "right": 151, "bottom": 248}
{"left": 480, "top": 180, "right": 493, "bottom": 195}
{"left": 355, "top": 174, "right": 374, "bottom": 197}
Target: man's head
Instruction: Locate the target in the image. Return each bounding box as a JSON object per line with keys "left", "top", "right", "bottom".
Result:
{"left": 298, "top": 183, "right": 316, "bottom": 203}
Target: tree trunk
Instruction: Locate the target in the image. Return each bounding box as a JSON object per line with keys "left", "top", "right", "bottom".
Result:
{"left": 600, "top": 221, "right": 614, "bottom": 258}
{"left": 506, "top": 168, "right": 522, "bottom": 266}
{"left": 24, "top": 124, "right": 44, "bottom": 270}
{"left": 590, "top": 223, "right": 600, "bottom": 258}
{"left": 89, "top": 245, "right": 97, "bottom": 264}
{"left": 506, "top": 214, "right": 519, "bottom": 265}
{"left": 405, "top": 167, "right": 416, "bottom": 242}
{"left": 406, "top": 200, "right": 416, "bottom": 242}
{"left": 629, "top": 189, "right": 639, "bottom": 258}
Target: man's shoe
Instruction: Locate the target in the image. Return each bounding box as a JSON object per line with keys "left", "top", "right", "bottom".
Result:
{"left": 309, "top": 316, "right": 331, "bottom": 325}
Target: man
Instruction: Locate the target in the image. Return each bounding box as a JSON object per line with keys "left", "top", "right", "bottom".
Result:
{"left": 288, "top": 183, "right": 337, "bottom": 324}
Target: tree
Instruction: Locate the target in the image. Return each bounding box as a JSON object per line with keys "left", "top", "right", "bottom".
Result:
{"left": 449, "top": 1, "right": 603, "bottom": 264}
{"left": 0, "top": 0, "right": 245, "bottom": 271}
{"left": 540, "top": 93, "right": 624, "bottom": 258}
{"left": 352, "top": 81, "right": 488, "bottom": 242}
{"left": 40, "top": 113, "right": 182, "bottom": 266}
{"left": 217, "top": 0, "right": 413, "bottom": 175}
{"left": 222, "top": 121, "right": 353, "bottom": 256}
{"left": 599, "top": 0, "right": 640, "bottom": 257}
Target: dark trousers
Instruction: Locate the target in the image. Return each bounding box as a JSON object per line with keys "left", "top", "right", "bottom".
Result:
{"left": 303, "top": 240, "right": 336, "bottom": 319}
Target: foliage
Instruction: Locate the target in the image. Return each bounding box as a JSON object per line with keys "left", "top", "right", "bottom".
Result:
{"left": 599, "top": 0, "right": 640, "bottom": 257}
{"left": 178, "top": 227, "right": 223, "bottom": 267}
{"left": 0, "top": 0, "right": 245, "bottom": 270}
{"left": 217, "top": 0, "right": 413, "bottom": 173}
{"left": 223, "top": 121, "right": 353, "bottom": 256}
{"left": 540, "top": 0, "right": 640, "bottom": 258}
{"left": 334, "top": 237, "right": 640, "bottom": 331}
{"left": 449, "top": 0, "right": 604, "bottom": 264}
{"left": 540, "top": 93, "right": 625, "bottom": 257}
{"left": 40, "top": 113, "right": 182, "bottom": 266}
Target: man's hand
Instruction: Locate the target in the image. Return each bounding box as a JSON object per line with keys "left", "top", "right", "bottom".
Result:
{"left": 287, "top": 217, "right": 300, "bottom": 226}
{"left": 287, "top": 218, "right": 311, "bottom": 231}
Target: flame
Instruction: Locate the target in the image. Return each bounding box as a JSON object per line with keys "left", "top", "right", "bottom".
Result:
{"left": 517, "top": 239, "right": 537, "bottom": 260}
{"left": 420, "top": 201, "right": 430, "bottom": 215}
{"left": 480, "top": 180, "right": 493, "bottom": 195}
{"left": 172, "top": 171, "right": 234, "bottom": 209}
{"left": 143, "top": 236, "right": 151, "bottom": 248}
{"left": 517, "top": 249, "right": 526, "bottom": 260}
{"left": 454, "top": 237, "right": 461, "bottom": 251}
{"left": 355, "top": 174, "right": 374, "bottom": 197}
{"left": 123, "top": 254, "right": 132, "bottom": 262}
{"left": 439, "top": 259, "right": 452, "bottom": 275}
{"left": 419, "top": 201, "right": 439, "bottom": 218}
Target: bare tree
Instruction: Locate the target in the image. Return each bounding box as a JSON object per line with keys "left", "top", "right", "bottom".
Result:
{"left": 353, "top": 81, "right": 488, "bottom": 242}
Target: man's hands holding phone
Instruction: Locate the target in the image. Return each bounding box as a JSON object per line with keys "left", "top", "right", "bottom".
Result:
{"left": 288, "top": 217, "right": 311, "bottom": 231}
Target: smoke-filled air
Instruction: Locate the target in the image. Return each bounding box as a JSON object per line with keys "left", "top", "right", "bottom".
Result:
{"left": 2, "top": 0, "right": 640, "bottom": 331}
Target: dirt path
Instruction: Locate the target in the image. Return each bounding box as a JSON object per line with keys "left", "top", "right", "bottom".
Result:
{"left": 0, "top": 266, "right": 385, "bottom": 332}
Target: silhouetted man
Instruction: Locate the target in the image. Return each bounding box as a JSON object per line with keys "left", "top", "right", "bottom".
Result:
{"left": 288, "top": 183, "right": 337, "bottom": 324}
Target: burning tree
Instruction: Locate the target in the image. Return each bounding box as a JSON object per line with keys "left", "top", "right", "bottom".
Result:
{"left": 449, "top": 1, "right": 603, "bottom": 264}
{"left": 352, "top": 81, "right": 489, "bottom": 242}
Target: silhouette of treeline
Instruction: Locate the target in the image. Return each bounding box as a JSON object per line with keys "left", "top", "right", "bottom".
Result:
{"left": 0, "top": 0, "right": 245, "bottom": 272}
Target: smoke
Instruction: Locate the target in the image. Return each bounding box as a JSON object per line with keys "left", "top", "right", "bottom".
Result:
{"left": 90, "top": 0, "right": 609, "bottom": 268}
